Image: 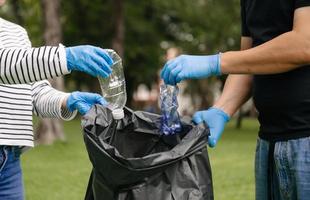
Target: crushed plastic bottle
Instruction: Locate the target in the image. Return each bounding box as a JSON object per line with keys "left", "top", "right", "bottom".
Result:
{"left": 160, "top": 84, "right": 182, "bottom": 135}
{"left": 98, "top": 49, "right": 127, "bottom": 120}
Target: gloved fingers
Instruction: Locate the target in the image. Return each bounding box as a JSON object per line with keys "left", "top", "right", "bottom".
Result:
{"left": 162, "top": 61, "right": 178, "bottom": 85}
{"left": 91, "top": 57, "right": 112, "bottom": 76}
{"left": 76, "top": 101, "right": 91, "bottom": 116}
{"left": 70, "top": 92, "right": 107, "bottom": 112}
{"left": 160, "top": 63, "right": 169, "bottom": 81}
{"left": 161, "top": 59, "right": 178, "bottom": 82}
{"left": 208, "top": 137, "right": 217, "bottom": 148}
{"left": 208, "top": 123, "right": 225, "bottom": 148}
{"left": 175, "top": 74, "right": 183, "bottom": 83}
{"left": 76, "top": 59, "right": 97, "bottom": 77}
{"left": 75, "top": 92, "right": 103, "bottom": 103}
{"left": 93, "top": 47, "right": 114, "bottom": 66}
{"left": 91, "top": 50, "right": 113, "bottom": 74}
{"left": 98, "top": 97, "right": 107, "bottom": 106}
{"left": 85, "top": 59, "right": 110, "bottom": 78}
{"left": 175, "top": 67, "right": 188, "bottom": 83}
{"left": 91, "top": 93, "right": 108, "bottom": 106}
{"left": 75, "top": 92, "right": 93, "bottom": 99}
{"left": 192, "top": 111, "right": 204, "bottom": 124}
{"left": 168, "top": 65, "right": 182, "bottom": 85}
{"left": 160, "top": 59, "right": 175, "bottom": 79}
{"left": 208, "top": 130, "right": 222, "bottom": 148}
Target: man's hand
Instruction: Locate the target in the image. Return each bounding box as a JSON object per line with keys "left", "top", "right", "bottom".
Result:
{"left": 192, "top": 107, "right": 230, "bottom": 147}
{"left": 160, "top": 54, "right": 221, "bottom": 85}
{"left": 65, "top": 92, "right": 107, "bottom": 115}
{"left": 66, "top": 45, "right": 113, "bottom": 78}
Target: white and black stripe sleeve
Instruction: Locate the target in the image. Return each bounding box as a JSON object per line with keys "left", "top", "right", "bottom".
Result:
{"left": 0, "top": 44, "right": 70, "bottom": 85}
{"left": 31, "top": 80, "right": 77, "bottom": 120}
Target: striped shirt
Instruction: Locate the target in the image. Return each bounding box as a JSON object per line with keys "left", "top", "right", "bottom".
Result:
{"left": 0, "top": 18, "right": 76, "bottom": 147}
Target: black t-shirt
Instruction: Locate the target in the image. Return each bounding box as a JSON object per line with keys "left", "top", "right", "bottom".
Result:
{"left": 241, "top": 0, "right": 310, "bottom": 140}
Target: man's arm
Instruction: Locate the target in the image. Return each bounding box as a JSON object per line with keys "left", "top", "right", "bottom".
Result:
{"left": 160, "top": 7, "right": 310, "bottom": 85}
{"left": 221, "top": 7, "right": 310, "bottom": 75}
{"left": 214, "top": 37, "right": 253, "bottom": 116}
{"left": 192, "top": 37, "right": 253, "bottom": 147}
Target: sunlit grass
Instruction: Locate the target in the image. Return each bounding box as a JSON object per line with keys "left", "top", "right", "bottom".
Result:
{"left": 209, "top": 118, "right": 258, "bottom": 200}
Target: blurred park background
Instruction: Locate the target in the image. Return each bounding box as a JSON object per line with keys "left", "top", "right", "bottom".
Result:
{"left": 0, "top": 0, "right": 259, "bottom": 199}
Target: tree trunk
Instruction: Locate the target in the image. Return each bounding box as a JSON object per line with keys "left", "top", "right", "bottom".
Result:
{"left": 11, "top": 0, "right": 23, "bottom": 25}
{"left": 35, "top": 0, "right": 65, "bottom": 145}
{"left": 112, "top": 0, "right": 124, "bottom": 58}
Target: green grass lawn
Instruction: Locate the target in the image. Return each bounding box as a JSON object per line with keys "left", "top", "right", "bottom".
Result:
{"left": 22, "top": 118, "right": 259, "bottom": 200}
{"left": 209, "top": 119, "right": 259, "bottom": 200}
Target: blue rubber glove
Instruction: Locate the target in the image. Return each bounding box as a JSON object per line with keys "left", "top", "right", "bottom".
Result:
{"left": 192, "top": 107, "right": 230, "bottom": 148}
{"left": 66, "top": 45, "right": 113, "bottom": 78}
{"left": 66, "top": 92, "right": 107, "bottom": 115}
{"left": 160, "top": 54, "right": 221, "bottom": 85}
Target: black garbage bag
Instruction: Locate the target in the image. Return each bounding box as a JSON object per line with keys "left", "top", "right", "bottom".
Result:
{"left": 82, "top": 105, "right": 213, "bottom": 200}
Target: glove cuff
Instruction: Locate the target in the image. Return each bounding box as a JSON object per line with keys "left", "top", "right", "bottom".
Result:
{"left": 60, "top": 94, "right": 77, "bottom": 121}
{"left": 207, "top": 54, "right": 222, "bottom": 76}
{"left": 66, "top": 92, "right": 77, "bottom": 112}
{"left": 215, "top": 53, "right": 222, "bottom": 76}
{"left": 65, "top": 47, "right": 73, "bottom": 71}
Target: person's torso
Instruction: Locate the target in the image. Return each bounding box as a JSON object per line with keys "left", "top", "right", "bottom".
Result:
{"left": 0, "top": 18, "right": 34, "bottom": 146}
{"left": 243, "top": 0, "right": 310, "bottom": 140}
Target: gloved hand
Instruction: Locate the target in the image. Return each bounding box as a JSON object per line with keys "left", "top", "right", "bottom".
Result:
{"left": 160, "top": 54, "right": 221, "bottom": 85}
{"left": 192, "top": 107, "right": 230, "bottom": 147}
{"left": 66, "top": 45, "right": 113, "bottom": 78}
{"left": 66, "top": 91, "right": 107, "bottom": 115}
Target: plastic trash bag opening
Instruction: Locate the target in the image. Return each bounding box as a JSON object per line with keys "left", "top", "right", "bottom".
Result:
{"left": 82, "top": 105, "right": 213, "bottom": 200}
{"left": 82, "top": 105, "right": 208, "bottom": 160}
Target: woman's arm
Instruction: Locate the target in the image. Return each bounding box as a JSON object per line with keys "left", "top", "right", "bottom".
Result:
{"left": 0, "top": 45, "right": 69, "bottom": 84}
{"left": 31, "top": 81, "right": 76, "bottom": 120}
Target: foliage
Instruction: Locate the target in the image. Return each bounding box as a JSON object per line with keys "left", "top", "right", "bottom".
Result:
{"left": 0, "top": 0, "right": 241, "bottom": 107}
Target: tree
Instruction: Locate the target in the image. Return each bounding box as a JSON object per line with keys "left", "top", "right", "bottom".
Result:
{"left": 2, "top": 0, "right": 246, "bottom": 130}
{"left": 50, "top": 0, "right": 242, "bottom": 110}
{"left": 112, "top": 0, "right": 124, "bottom": 58}
{"left": 35, "top": 0, "right": 65, "bottom": 145}
{"left": 11, "top": 0, "right": 23, "bottom": 25}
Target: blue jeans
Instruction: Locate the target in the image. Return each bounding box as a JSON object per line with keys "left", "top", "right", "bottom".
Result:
{"left": 0, "top": 146, "right": 24, "bottom": 200}
{"left": 255, "top": 137, "right": 310, "bottom": 200}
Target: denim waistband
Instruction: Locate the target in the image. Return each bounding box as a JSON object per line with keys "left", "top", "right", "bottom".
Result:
{"left": 0, "top": 146, "right": 22, "bottom": 159}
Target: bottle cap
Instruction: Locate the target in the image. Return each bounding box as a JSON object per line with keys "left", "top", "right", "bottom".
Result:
{"left": 112, "top": 108, "right": 124, "bottom": 120}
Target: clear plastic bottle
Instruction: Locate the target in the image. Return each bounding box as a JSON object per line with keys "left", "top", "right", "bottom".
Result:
{"left": 160, "top": 84, "right": 182, "bottom": 135}
{"left": 98, "top": 49, "right": 127, "bottom": 120}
